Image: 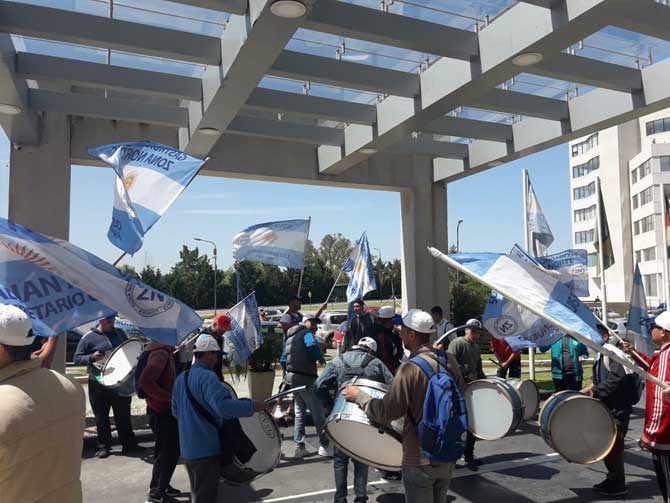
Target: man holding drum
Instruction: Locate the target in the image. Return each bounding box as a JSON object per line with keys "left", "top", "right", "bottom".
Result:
{"left": 74, "top": 314, "right": 141, "bottom": 458}
{"left": 343, "top": 309, "right": 465, "bottom": 503}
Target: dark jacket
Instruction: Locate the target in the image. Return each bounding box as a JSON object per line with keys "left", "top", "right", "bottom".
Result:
{"left": 592, "top": 343, "right": 638, "bottom": 421}
{"left": 374, "top": 324, "right": 403, "bottom": 374}
{"left": 343, "top": 313, "right": 376, "bottom": 351}
{"left": 139, "top": 342, "right": 176, "bottom": 415}
{"left": 283, "top": 325, "right": 325, "bottom": 386}
{"left": 73, "top": 327, "right": 127, "bottom": 381}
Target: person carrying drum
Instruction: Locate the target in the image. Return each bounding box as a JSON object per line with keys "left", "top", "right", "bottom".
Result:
{"left": 373, "top": 306, "right": 403, "bottom": 374}
{"left": 171, "top": 334, "right": 265, "bottom": 503}
{"left": 73, "top": 313, "right": 142, "bottom": 458}
{"left": 343, "top": 309, "right": 465, "bottom": 503}
{"left": 316, "top": 337, "right": 393, "bottom": 503}
{"left": 490, "top": 337, "right": 521, "bottom": 379}
{"left": 623, "top": 311, "right": 670, "bottom": 502}
{"left": 446, "top": 318, "right": 486, "bottom": 471}
{"left": 281, "top": 315, "right": 331, "bottom": 458}
{"left": 581, "top": 324, "right": 639, "bottom": 497}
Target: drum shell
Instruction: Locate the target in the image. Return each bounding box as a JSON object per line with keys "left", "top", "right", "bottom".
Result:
{"left": 465, "top": 378, "right": 524, "bottom": 440}
{"left": 506, "top": 378, "right": 540, "bottom": 421}
{"left": 325, "top": 378, "right": 403, "bottom": 471}
{"left": 100, "top": 338, "right": 145, "bottom": 396}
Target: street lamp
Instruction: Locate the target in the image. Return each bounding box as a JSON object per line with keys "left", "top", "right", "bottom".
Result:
{"left": 194, "top": 238, "right": 218, "bottom": 315}
{"left": 456, "top": 219, "right": 464, "bottom": 253}
{"left": 374, "top": 248, "right": 383, "bottom": 303}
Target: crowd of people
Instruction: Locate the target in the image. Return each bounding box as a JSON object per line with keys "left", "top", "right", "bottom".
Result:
{"left": 3, "top": 298, "right": 670, "bottom": 502}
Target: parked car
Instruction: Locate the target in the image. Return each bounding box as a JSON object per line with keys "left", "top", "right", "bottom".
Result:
{"left": 332, "top": 321, "right": 348, "bottom": 351}
{"left": 316, "top": 311, "right": 348, "bottom": 348}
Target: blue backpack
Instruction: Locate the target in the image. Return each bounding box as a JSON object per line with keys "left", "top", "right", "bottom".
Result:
{"left": 409, "top": 353, "right": 468, "bottom": 462}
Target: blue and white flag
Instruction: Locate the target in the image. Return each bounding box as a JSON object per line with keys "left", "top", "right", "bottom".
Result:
{"left": 447, "top": 251, "right": 603, "bottom": 349}
{"left": 526, "top": 175, "right": 554, "bottom": 257}
{"left": 232, "top": 219, "right": 309, "bottom": 269}
{"left": 628, "top": 263, "right": 654, "bottom": 355}
{"left": 224, "top": 293, "right": 263, "bottom": 366}
{"left": 0, "top": 218, "right": 202, "bottom": 344}
{"left": 89, "top": 141, "right": 206, "bottom": 255}
{"left": 346, "top": 232, "right": 377, "bottom": 303}
{"left": 536, "top": 249, "right": 589, "bottom": 297}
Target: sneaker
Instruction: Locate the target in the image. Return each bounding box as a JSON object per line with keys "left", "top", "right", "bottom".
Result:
{"left": 463, "top": 456, "right": 480, "bottom": 471}
{"left": 96, "top": 447, "right": 111, "bottom": 459}
{"left": 164, "top": 486, "right": 181, "bottom": 497}
{"left": 121, "top": 443, "right": 147, "bottom": 455}
{"left": 293, "top": 443, "right": 309, "bottom": 459}
{"left": 318, "top": 444, "right": 334, "bottom": 457}
{"left": 145, "top": 496, "right": 179, "bottom": 503}
{"left": 593, "top": 479, "right": 610, "bottom": 491}
{"left": 593, "top": 479, "right": 628, "bottom": 497}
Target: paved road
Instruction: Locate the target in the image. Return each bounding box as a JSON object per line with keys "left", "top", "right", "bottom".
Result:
{"left": 82, "top": 404, "right": 663, "bottom": 503}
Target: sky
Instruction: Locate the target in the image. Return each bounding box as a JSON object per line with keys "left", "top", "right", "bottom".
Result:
{"left": 0, "top": 130, "right": 572, "bottom": 272}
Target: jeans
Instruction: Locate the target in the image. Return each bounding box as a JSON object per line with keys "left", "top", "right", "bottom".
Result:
{"left": 88, "top": 379, "right": 136, "bottom": 448}
{"left": 496, "top": 359, "right": 521, "bottom": 379}
{"left": 333, "top": 448, "right": 368, "bottom": 503}
{"left": 402, "top": 463, "right": 455, "bottom": 503}
{"left": 294, "top": 388, "right": 327, "bottom": 445}
{"left": 148, "top": 412, "right": 180, "bottom": 498}
{"left": 185, "top": 456, "right": 220, "bottom": 503}
{"left": 552, "top": 374, "right": 582, "bottom": 392}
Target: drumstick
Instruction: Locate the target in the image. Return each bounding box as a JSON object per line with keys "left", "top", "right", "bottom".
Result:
{"left": 435, "top": 323, "right": 481, "bottom": 347}
{"left": 488, "top": 358, "right": 502, "bottom": 368}
{"left": 264, "top": 385, "right": 309, "bottom": 405}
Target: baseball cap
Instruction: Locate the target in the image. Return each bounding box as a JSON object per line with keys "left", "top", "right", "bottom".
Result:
{"left": 403, "top": 309, "right": 435, "bottom": 334}
{"left": 0, "top": 304, "right": 34, "bottom": 347}
{"left": 377, "top": 306, "right": 395, "bottom": 319}
{"left": 193, "top": 334, "right": 220, "bottom": 353}
{"left": 353, "top": 336, "right": 377, "bottom": 353}
{"left": 466, "top": 318, "right": 483, "bottom": 329}
{"left": 213, "top": 314, "right": 233, "bottom": 331}
{"left": 652, "top": 311, "right": 670, "bottom": 331}
{"left": 101, "top": 313, "right": 117, "bottom": 321}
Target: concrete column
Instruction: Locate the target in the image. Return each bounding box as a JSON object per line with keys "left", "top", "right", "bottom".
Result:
{"left": 8, "top": 112, "right": 70, "bottom": 373}
{"left": 400, "top": 156, "right": 450, "bottom": 314}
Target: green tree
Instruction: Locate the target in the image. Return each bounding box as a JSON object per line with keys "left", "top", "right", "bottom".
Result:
{"left": 318, "top": 233, "right": 353, "bottom": 276}
{"left": 139, "top": 265, "right": 164, "bottom": 290}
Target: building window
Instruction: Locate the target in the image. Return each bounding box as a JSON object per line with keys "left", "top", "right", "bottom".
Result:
{"left": 644, "top": 274, "right": 659, "bottom": 297}
{"left": 636, "top": 250, "right": 642, "bottom": 263}
{"left": 573, "top": 182, "right": 595, "bottom": 200}
{"left": 636, "top": 246, "right": 657, "bottom": 262}
{"left": 575, "top": 229, "right": 595, "bottom": 244}
{"left": 571, "top": 133, "right": 599, "bottom": 157}
{"left": 661, "top": 156, "right": 670, "bottom": 173}
{"left": 572, "top": 157, "right": 600, "bottom": 178}
{"left": 646, "top": 118, "right": 670, "bottom": 136}
{"left": 633, "top": 194, "right": 639, "bottom": 209}
{"left": 587, "top": 253, "right": 598, "bottom": 267}
{"left": 634, "top": 215, "right": 655, "bottom": 235}
{"left": 632, "top": 168, "right": 638, "bottom": 184}
{"left": 638, "top": 186, "right": 654, "bottom": 207}
{"left": 639, "top": 159, "right": 652, "bottom": 181}
{"left": 574, "top": 205, "right": 596, "bottom": 222}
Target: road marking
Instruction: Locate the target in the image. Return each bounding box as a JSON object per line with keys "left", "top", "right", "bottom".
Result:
{"left": 262, "top": 480, "right": 389, "bottom": 502}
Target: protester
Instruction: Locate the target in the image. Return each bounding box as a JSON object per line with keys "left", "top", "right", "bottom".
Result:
{"left": 204, "top": 313, "right": 233, "bottom": 382}
{"left": 373, "top": 306, "right": 404, "bottom": 374}
{"left": 316, "top": 337, "right": 393, "bottom": 503}
{"left": 281, "top": 315, "right": 331, "bottom": 458}
{"left": 31, "top": 335, "right": 58, "bottom": 368}
{"left": 278, "top": 296, "right": 304, "bottom": 339}
{"left": 139, "top": 341, "right": 182, "bottom": 503}
{"left": 546, "top": 335, "right": 589, "bottom": 392}
{"left": 447, "top": 318, "right": 486, "bottom": 470}
{"left": 74, "top": 314, "right": 141, "bottom": 458}
{"left": 344, "top": 299, "right": 377, "bottom": 351}
{"left": 0, "top": 304, "right": 86, "bottom": 502}
{"left": 259, "top": 307, "right": 268, "bottom": 322}
{"left": 429, "top": 305, "right": 454, "bottom": 346}
{"left": 343, "top": 309, "right": 465, "bottom": 503}
{"left": 490, "top": 337, "right": 521, "bottom": 379}
{"left": 624, "top": 311, "right": 670, "bottom": 502}
{"left": 172, "top": 334, "right": 264, "bottom": 503}
{"left": 582, "top": 325, "right": 639, "bottom": 497}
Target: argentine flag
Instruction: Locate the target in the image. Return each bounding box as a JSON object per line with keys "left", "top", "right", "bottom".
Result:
{"left": 224, "top": 293, "right": 263, "bottom": 366}
{"left": 232, "top": 219, "right": 309, "bottom": 269}
{"left": 628, "top": 263, "right": 654, "bottom": 355}
{"left": 346, "top": 232, "right": 377, "bottom": 302}
{"left": 89, "top": 141, "right": 206, "bottom": 255}
{"left": 0, "top": 218, "right": 202, "bottom": 344}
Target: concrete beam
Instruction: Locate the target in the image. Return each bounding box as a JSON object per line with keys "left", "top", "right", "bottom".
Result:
{"left": 227, "top": 115, "right": 344, "bottom": 145}
{"left": 171, "top": 0, "right": 247, "bottom": 14}
{"left": 469, "top": 89, "right": 569, "bottom": 121}
{"left": 29, "top": 89, "right": 189, "bottom": 127}
{"left": 515, "top": 0, "right": 559, "bottom": 7}
{"left": 269, "top": 50, "right": 421, "bottom": 98}
{"left": 185, "top": 1, "right": 308, "bottom": 157}
{"left": 244, "top": 88, "right": 376, "bottom": 125}
{"left": 16, "top": 53, "right": 203, "bottom": 101}
{"left": 387, "top": 137, "right": 469, "bottom": 159}
{"left": 303, "top": 1, "right": 478, "bottom": 60}
{"left": 610, "top": 0, "right": 670, "bottom": 41}
{"left": 420, "top": 115, "right": 513, "bottom": 142}
{"left": 0, "top": 0, "right": 221, "bottom": 65}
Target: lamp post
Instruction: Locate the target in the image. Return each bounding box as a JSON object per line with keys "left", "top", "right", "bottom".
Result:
{"left": 374, "top": 247, "right": 383, "bottom": 303}
{"left": 194, "top": 238, "right": 218, "bottom": 315}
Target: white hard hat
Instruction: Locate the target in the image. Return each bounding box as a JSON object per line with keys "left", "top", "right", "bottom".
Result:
{"left": 403, "top": 309, "right": 435, "bottom": 334}
{"left": 193, "top": 334, "right": 220, "bottom": 353}
{"left": 353, "top": 337, "right": 378, "bottom": 353}
{"left": 0, "top": 304, "right": 34, "bottom": 347}
{"left": 377, "top": 306, "right": 395, "bottom": 319}
{"left": 653, "top": 311, "right": 670, "bottom": 332}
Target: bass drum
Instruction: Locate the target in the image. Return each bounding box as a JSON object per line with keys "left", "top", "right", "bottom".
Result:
{"left": 325, "top": 378, "right": 404, "bottom": 471}
{"left": 539, "top": 391, "right": 616, "bottom": 464}
{"left": 464, "top": 378, "right": 523, "bottom": 440}
{"left": 219, "top": 382, "right": 282, "bottom": 484}
{"left": 506, "top": 378, "right": 540, "bottom": 421}
{"left": 99, "top": 338, "right": 145, "bottom": 396}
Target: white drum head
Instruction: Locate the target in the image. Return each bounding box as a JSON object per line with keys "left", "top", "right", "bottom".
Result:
{"left": 327, "top": 419, "right": 402, "bottom": 469}
{"left": 101, "top": 339, "right": 144, "bottom": 386}
{"left": 465, "top": 381, "right": 516, "bottom": 440}
{"left": 239, "top": 412, "right": 281, "bottom": 472}
{"left": 548, "top": 396, "right": 616, "bottom": 464}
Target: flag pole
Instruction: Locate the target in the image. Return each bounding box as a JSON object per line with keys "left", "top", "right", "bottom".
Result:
{"left": 663, "top": 184, "right": 670, "bottom": 307}
{"left": 596, "top": 176, "right": 609, "bottom": 325}
{"left": 324, "top": 265, "right": 346, "bottom": 306}
{"left": 522, "top": 169, "right": 536, "bottom": 381}
{"left": 296, "top": 217, "right": 311, "bottom": 297}
{"left": 428, "top": 246, "right": 667, "bottom": 388}
{"left": 113, "top": 252, "right": 127, "bottom": 267}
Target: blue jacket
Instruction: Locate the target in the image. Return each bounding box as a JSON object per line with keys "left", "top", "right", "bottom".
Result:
{"left": 172, "top": 362, "right": 255, "bottom": 460}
